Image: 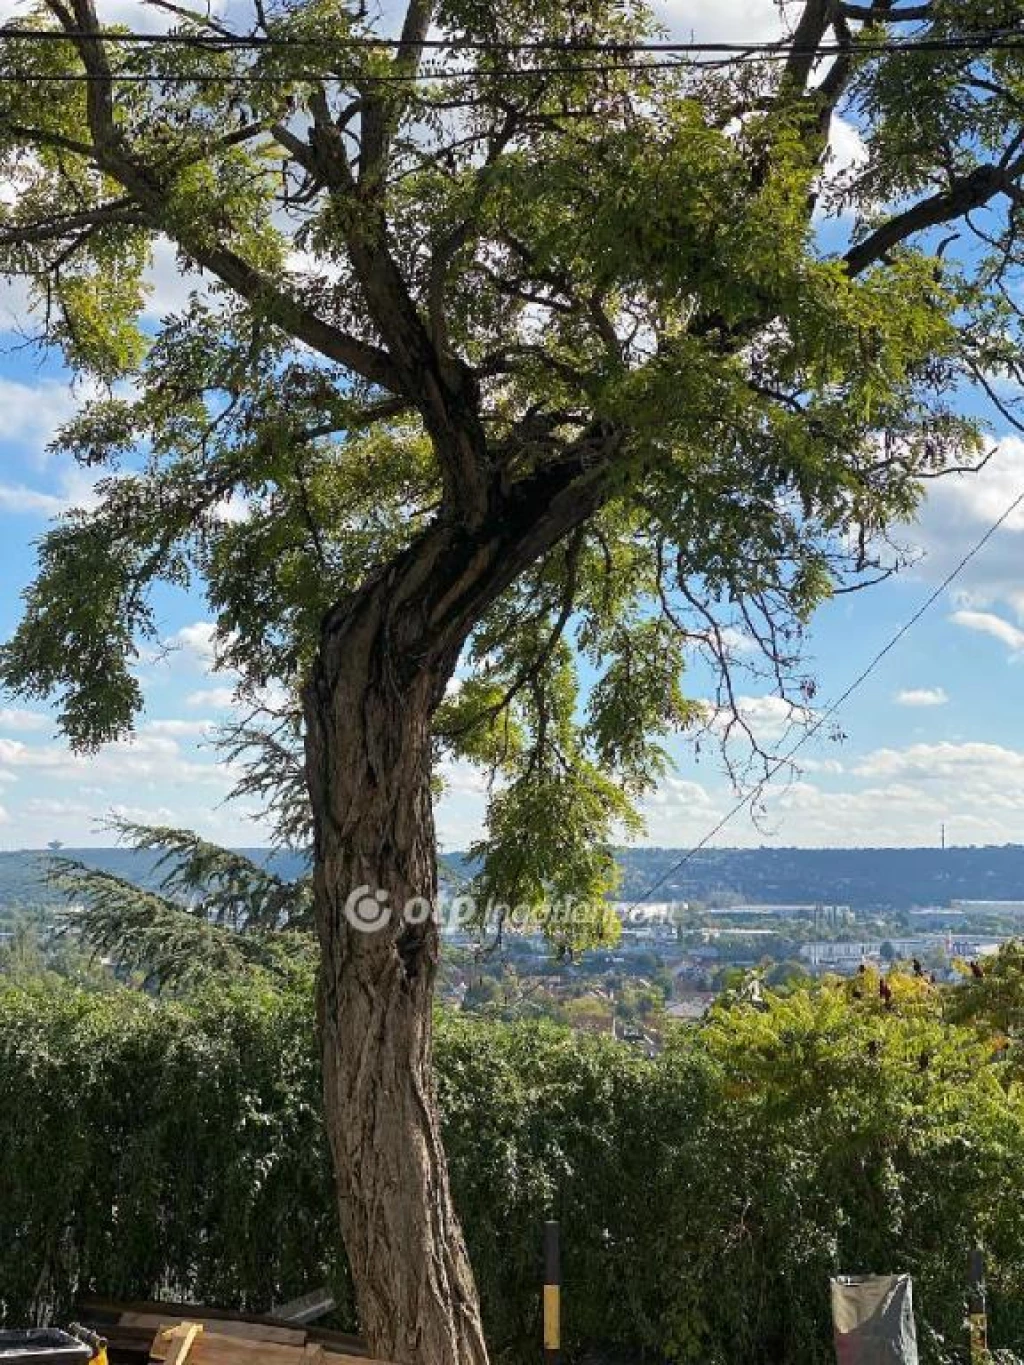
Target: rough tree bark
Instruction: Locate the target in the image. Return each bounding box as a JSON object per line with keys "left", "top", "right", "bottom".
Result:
{"left": 303, "top": 552, "right": 486, "bottom": 1365}
{"left": 302, "top": 455, "right": 616, "bottom": 1365}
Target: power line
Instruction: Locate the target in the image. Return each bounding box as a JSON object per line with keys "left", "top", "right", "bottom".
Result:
{"left": 624, "top": 484, "right": 1024, "bottom": 911}
{"left": 0, "top": 25, "right": 1021, "bottom": 54}
{"left": 0, "top": 25, "right": 1017, "bottom": 86}
{"left": 0, "top": 62, "right": 699, "bottom": 83}
{"left": 0, "top": 42, "right": 1020, "bottom": 85}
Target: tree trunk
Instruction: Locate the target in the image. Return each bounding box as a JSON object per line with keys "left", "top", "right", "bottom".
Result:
{"left": 301, "top": 450, "right": 618, "bottom": 1365}
{"left": 302, "top": 569, "right": 488, "bottom": 1365}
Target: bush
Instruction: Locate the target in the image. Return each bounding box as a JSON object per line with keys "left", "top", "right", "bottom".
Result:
{"left": 4, "top": 974, "right": 1024, "bottom": 1365}
{"left": 0, "top": 974, "right": 348, "bottom": 1323}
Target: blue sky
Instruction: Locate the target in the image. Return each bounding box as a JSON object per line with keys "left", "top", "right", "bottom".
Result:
{"left": 1, "top": 0, "right": 1024, "bottom": 852}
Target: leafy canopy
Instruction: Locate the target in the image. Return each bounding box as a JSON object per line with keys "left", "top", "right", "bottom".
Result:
{"left": 2, "top": 0, "right": 1024, "bottom": 931}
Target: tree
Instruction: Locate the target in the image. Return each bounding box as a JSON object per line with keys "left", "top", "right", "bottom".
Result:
{"left": 49, "top": 819, "right": 316, "bottom": 990}
{"left": 2, "top": 3, "right": 1024, "bottom": 1362}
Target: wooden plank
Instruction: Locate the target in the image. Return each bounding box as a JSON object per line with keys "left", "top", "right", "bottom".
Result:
{"left": 74, "top": 1299, "right": 369, "bottom": 1362}
{"left": 151, "top": 1331, "right": 300, "bottom": 1365}
{"left": 302, "top": 1330, "right": 366, "bottom": 1357}
{"left": 123, "top": 1317, "right": 304, "bottom": 1348}
{"left": 153, "top": 1330, "right": 391, "bottom": 1365}
{"left": 161, "top": 1323, "right": 204, "bottom": 1365}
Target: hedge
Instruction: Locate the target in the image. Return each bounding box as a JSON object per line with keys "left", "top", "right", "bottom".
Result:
{"left": 3, "top": 975, "right": 1024, "bottom": 1365}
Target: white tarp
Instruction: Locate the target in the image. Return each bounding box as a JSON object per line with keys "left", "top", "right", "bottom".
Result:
{"left": 831, "top": 1274, "right": 919, "bottom": 1365}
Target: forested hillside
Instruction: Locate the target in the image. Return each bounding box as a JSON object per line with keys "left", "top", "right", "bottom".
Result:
{"left": 614, "top": 844, "right": 1024, "bottom": 909}
{"left": 0, "top": 847, "right": 309, "bottom": 912}
{"left": 4, "top": 844, "right": 1024, "bottom": 913}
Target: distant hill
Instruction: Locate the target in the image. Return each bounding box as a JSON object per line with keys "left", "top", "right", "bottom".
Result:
{"left": 3, "top": 842, "right": 1024, "bottom": 914}
{"left": 614, "top": 844, "right": 1024, "bottom": 910}
{"left": 0, "top": 846, "right": 308, "bottom": 915}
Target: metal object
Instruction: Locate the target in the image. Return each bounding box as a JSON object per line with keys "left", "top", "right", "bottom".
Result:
{"left": 543, "top": 1220, "right": 560, "bottom": 1365}
{"left": 968, "top": 1247, "right": 987, "bottom": 1362}
{"left": 0, "top": 1332, "right": 93, "bottom": 1365}
{"left": 270, "top": 1290, "right": 336, "bottom": 1325}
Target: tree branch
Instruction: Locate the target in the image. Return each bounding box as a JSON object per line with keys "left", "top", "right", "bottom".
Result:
{"left": 37, "top": 0, "right": 403, "bottom": 393}
{"left": 784, "top": 0, "right": 838, "bottom": 94}
{"left": 359, "top": 0, "right": 433, "bottom": 189}
{"left": 0, "top": 118, "right": 93, "bottom": 159}
{"left": 0, "top": 198, "right": 145, "bottom": 247}
{"left": 845, "top": 161, "right": 1024, "bottom": 275}
{"left": 439, "top": 528, "right": 584, "bottom": 743}
{"left": 306, "top": 88, "right": 491, "bottom": 524}
{"left": 839, "top": 1, "right": 932, "bottom": 19}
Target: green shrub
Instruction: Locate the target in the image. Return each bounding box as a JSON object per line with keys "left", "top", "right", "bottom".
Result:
{"left": 0, "top": 974, "right": 348, "bottom": 1323}
{"left": 4, "top": 975, "right": 1024, "bottom": 1365}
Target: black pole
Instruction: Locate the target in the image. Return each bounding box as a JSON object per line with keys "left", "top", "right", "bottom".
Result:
{"left": 543, "top": 1220, "right": 561, "bottom": 1365}
{"left": 968, "top": 1247, "right": 987, "bottom": 1363}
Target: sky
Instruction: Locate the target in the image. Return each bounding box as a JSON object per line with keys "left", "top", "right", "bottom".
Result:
{"left": 1, "top": 1, "right": 1024, "bottom": 854}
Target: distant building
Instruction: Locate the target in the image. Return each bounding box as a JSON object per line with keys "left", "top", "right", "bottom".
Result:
{"left": 949, "top": 938, "right": 1006, "bottom": 958}
{"left": 610, "top": 901, "right": 685, "bottom": 929}
{"left": 951, "top": 900, "right": 1024, "bottom": 916}
{"left": 665, "top": 996, "right": 714, "bottom": 1022}
{"left": 713, "top": 903, "right": 849, "bottom": 917}
{"left": 799, "top": 938, "right": 934, "bottom": 967}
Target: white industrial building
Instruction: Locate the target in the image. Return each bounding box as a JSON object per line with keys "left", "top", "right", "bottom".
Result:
{"left": 799, "top": 938, "right": 934, "bottom": 967}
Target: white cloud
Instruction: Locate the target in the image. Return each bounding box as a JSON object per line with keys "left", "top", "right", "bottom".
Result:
{"left": 167, "top": 621, "right": 219, "bottom": 667}
{"left": 24, "top": 796, "right": 94, "bottom": 820}
{"left": 185, "top": 687, "right": 237, "bottom": 710}
{"left": 909, "top": 438, "right": 1024, "bottom": 615}
{"left": 0, "top": 0, "right": 226, "bottom": 28}
{"left": 0, "top": 483, "right": 66, "bottom": 516}
{"left": 0, "top": 708, "right": 49, "bottom": 733}
{"left": 143, "top": 718, "right": 217, "bottom": 738}
{"left": 617, "top": 738, "right": 1024, "bottom": 849}
{"left": 709, "top": 693, "right": 815, "bottom": 743}
{"left": 894, "top": 687, "right": 949, "bottom": 708}
{"left": 0, "top": 466, "right": 103, "bottom": 518}
{"left": 720, "top": 626, "right": 758, "bottom": 656}
{"left": 814, "top": 115, "right": 870, "bottom": 219}
{"left": 0, "top": 378, "right": 79, "bottom": 459}
{"left": 826, "top": 116, "right": 869, "bottom": 177}
{"left": 853, "top": 740, "right": 1024, "bottom": 783}
{"left": 655, "top": 0, "right": 784, "bottom": 44}
{"left": 0, "top": 731, "right": 234, "bottom": 788}
{"left": 143, "top": 235, "right": 210, "bottom": 320}
{"left": 437, "top": 759, "right": 488, "bottom": 797}
{"left": 949, "top": 610, "right": 1024, "bottom": 655}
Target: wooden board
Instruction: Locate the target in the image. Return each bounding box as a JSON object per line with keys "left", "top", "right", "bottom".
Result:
{"left": 124, "top": 1318, "right": 304, "bottom": 1348}
{"left": 77, "top": 1298, "right": 368, "bottom": 1358}
{"left": 162, "top": 1323, "right": 204, "bottom": 1365}
{"left": 151, "top": 1330, "right": 390, "bottom": 1365}
{"left": 151, "top": 1331, "right": 302, "bottom": 1365}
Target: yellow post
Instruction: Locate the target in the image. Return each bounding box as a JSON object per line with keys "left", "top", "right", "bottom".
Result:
{"left": 543, "top": 1220, "right": 560, "bottom": 1365}
{"left": 969, "top": 1248, "right": 988, "bottom": 1363}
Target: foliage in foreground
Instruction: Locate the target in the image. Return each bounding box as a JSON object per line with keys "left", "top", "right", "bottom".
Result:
{"left": 5, "top": 964, "right": 1024, "bottom": 1364}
